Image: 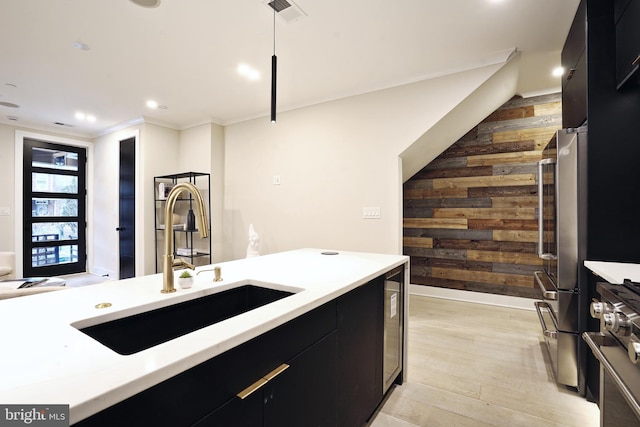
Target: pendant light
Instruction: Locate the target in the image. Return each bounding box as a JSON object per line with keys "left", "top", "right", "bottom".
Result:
{"left": 270, "top": 2, "right": 277, "bottom": 123}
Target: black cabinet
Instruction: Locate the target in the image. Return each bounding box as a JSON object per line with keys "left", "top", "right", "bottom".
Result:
{"left": 614, "top": 0, "right": 640, "bottom": 88}
{"left": 336, "top": 276, "right": 384, "bottom": 427}
{"left": 75, "top": 301, "right": 337, "bottom": 426}
{"left": 561, "top": 0, "right": 587, "bottom": 128}
{"left": 73, "top": 271, "right": 399, "bottom": 427}
{"left": 196, "top": 332, "right": 337, "bottom": 427}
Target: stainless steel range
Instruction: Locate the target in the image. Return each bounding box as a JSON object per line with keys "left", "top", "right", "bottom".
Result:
{"left": 584, "top": 280, "right": 640, "bottom": 426}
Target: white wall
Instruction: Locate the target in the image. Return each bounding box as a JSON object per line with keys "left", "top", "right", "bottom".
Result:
{"left": 0, "top": 124, "right": 16, "bottom": 252}
{"left": 92, "top": 122, "right": 182, "bottom": 278}
{"left": 0, "top": 59, "right": 519, "bottom": 275}
{"left": 222, "top": 62, "right": 515, "bottom": 260}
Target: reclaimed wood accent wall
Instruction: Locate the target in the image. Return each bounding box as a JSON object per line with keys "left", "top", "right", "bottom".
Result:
{"left": 403, "top": 93, "right": 562, "bottom": 299}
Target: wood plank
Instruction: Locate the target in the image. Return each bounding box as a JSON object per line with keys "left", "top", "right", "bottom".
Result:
{"left": 431, "top": 174, "right": 536, "bottom": 189}
{"left": 441, "top": 140, "right": 535, "bottom": 158}
{"left": 467, "top": 250, "right": 543, "bottom": 266}
{"left": 467, "top": 219, "right": 537, "bottom": 231}
{"left": 533, "top": 101, "right": 562, "bottom": 116}
{"left": 433, "top": 239, "right": 536, "bottom": 253}
{"left": 492, "top": 163, "right": 537, "bottom": 176}
{"left": 482, "top": 105, "right": 535, "bottom": 123}
{"left": 492, "top": 126, "right": 560, "bottom": 149}
{"left": 432, "top": 207, "right": 536, "bottom": 220}
{"left": 403, "top": 218, "right": 468, "bottom": 229}
{"left": 481, "top": 115, "right": 562, "bottom": 134}
{"left": 422, "top": 157, "right": 467, "bottom": 170}
{"left": 402, "top": 236, "right": 433, "bottom": 248}
{"left": 403, "top": 228, "right": 493, "bottom": 240}
{"left": 431, "top": 267, "right": 534, "bottom": 288}
{"left": 403, "top": 247, "right": 467, "bottom": 260}
{"left": 468, "top": 185, "right": 537, "bottom": 198}
{"left": 404, "top": 187, "right": 468, "bottom": 199}
{"left": 416, "top": 257, "right": 492, "bottom": 272}
{"left": 493, "top": 230, "right": 538, "bottom": 242}
{"left": 491, "top": 196, "right": 538, "bottom": 208}
{"left": 416, "top": 166, "right": 493, "bottom": 179}
{"left": 405, "top": 198, "right": 492, "bottom": 209}
{"left": 466, "top": 151, "right": 542, "bottom": 167}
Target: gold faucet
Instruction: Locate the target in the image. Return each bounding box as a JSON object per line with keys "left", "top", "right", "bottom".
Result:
{"left": 162, "top": 182, "right": 209, "bottom": 293}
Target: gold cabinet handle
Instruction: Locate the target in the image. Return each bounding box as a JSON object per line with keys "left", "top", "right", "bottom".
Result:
{"left": 236, "top": 363, "right": 290, "bottom": 400}
{"left": 633, "top": 54, "right": 640, "bottom": 67}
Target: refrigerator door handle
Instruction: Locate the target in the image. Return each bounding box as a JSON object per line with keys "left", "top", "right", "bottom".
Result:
{"left": 534, "top": 271, "right": 558, "bottom": 300}
{"left": 538, "top": 158, "right": 557, "bottom": 260}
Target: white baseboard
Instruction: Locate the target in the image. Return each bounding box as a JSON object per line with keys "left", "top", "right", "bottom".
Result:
{"left": 409, "top": 284, "right": 536, "bottom": 311}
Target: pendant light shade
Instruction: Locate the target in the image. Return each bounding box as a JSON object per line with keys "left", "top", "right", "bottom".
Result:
{"left": 270, "top": 2, "right": 277, "bottom": 123}
{"left": 271, "top": 55, "right": 277, "bottom": 123}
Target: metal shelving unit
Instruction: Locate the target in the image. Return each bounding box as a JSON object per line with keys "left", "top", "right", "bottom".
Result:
{"left": 153, "top": 172, "right": 211, "bottom": 273}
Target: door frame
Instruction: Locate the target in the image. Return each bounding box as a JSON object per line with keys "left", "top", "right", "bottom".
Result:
{"left": 14, "top": 131, "right": 94, "bottom": 278}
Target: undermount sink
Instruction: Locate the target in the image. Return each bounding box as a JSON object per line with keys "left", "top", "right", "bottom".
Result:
{"left": 76, "top": 284, "right": 296, "bottom": 355}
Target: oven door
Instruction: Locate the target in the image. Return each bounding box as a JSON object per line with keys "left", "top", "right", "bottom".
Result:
{"left": 583, "top": 332, "right": 640, "bottom": 426}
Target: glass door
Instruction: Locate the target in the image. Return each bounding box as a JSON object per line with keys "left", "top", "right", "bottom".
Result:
{"left": 23, "top": 139, "right": 86, "bottom": 277}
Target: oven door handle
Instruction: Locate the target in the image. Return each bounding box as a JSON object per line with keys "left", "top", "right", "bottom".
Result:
{"left": 534, "top": 271, "right": 558, "bottom": 300}
{"left": 538, "top": 158, "right": 557, "bottom": 260}
{"left": 583, "top": 332, "right": 640, "bottom": 420}
{"left": 534, "top": 301, "right": 558, "bottom": 339}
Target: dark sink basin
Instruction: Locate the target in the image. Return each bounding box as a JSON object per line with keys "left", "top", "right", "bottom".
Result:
{"left": 77, "top": 285, "right": 294, "bottom": 355}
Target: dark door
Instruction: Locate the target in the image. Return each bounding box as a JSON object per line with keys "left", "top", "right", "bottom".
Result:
{"left": 118, "top": 137, "right": 135, "bottom": 279}
{"left": 23, "top": 139, "right": 86, "bottom": 277}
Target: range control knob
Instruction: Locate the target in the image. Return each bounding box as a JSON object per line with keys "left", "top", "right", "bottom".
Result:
{"left": 629, "top": 335, "right": 640, "bottom": 365}
{"left": 590, "top": 302, "right": 605, "bottom": 319}
{"left": 603, "top": 312, "right": 631, "bottom": 335}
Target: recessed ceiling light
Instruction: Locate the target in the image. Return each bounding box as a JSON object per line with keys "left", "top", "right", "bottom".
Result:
{"left": 552, "top": 66, "right": 565, "bottom": 77}
{"left": 86, "top": 115, "right": 96, "bottom": 123}
{"left": 146, "top": 100, "right": 159, "bottom": 109}
{"left": 75, "top": 112, "right": 86, "bottom": 120}
{"left": 129, "top": 0, "right": 161, "bottom": 8}
{"left": 73, "top": 41, "right": 91, "bottom": 51}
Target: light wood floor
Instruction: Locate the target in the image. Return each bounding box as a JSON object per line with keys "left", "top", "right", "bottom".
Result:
{"left": 370, "top": 295, "right": 599, "bottom": 427}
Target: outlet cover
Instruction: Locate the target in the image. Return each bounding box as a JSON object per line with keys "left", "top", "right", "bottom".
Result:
{"left": 272, "top": 175, "right": 281, "bottom": 185}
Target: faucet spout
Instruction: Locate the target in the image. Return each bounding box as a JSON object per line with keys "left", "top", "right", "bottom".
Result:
{"left": 162, "top": 182, "right": 209, "bottom": 293}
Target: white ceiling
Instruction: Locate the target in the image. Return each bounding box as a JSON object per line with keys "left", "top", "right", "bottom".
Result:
{"left": 0, "top": 0, "right": 579, "bottom": 137}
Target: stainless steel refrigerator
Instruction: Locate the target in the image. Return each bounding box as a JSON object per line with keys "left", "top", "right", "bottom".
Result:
{"left": 534, "top": 126, "right": 588, "bottom": 393}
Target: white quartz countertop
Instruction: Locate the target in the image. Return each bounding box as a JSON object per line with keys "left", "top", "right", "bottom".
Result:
{"left": 0, "top": 249, "right": 408, "bottom": 424}
{"left": 584, "top": 260, "right": 640, "bottom": 284}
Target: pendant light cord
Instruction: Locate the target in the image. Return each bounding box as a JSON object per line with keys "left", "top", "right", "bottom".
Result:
{"left": 273, "top": 3, "right": 276, "bottom": 55}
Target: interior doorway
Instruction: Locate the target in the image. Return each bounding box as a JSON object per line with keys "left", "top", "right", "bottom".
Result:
{"left": 118, "top": 137, "right": 136, "bottom": 279}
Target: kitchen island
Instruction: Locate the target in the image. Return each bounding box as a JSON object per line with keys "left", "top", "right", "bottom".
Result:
{"left": 0, "top": 249, "right": 408, "bottom": 425}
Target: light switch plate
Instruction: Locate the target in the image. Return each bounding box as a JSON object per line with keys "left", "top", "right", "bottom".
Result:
{"left": 272, "top": 175, "right": 281, "bottom": 185}
{"left": 0, "top": 207, "right": 9, "bottom": 216}
{"left": 362, "top": 207, "right": 381, "bottom": 219}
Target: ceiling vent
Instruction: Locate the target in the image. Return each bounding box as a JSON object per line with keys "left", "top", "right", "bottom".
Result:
{"left": 264, "top": 0, "right": 307, "bottom": 22}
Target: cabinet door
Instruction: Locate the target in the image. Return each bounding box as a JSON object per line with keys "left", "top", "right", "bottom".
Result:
{"left": 615, "top": 0, "right": 640, "bottom": 87}
{"left": 192, "top": 391, "right": 262, "bottom": 427}
{"left": 336, "top": 277, "right": 384, "bottom": 427}
{"left": 562, "top": 52, "right": 587, "bottom": 128}
{"left": 263, "top": 332, "right": 338, "bottom": 427}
